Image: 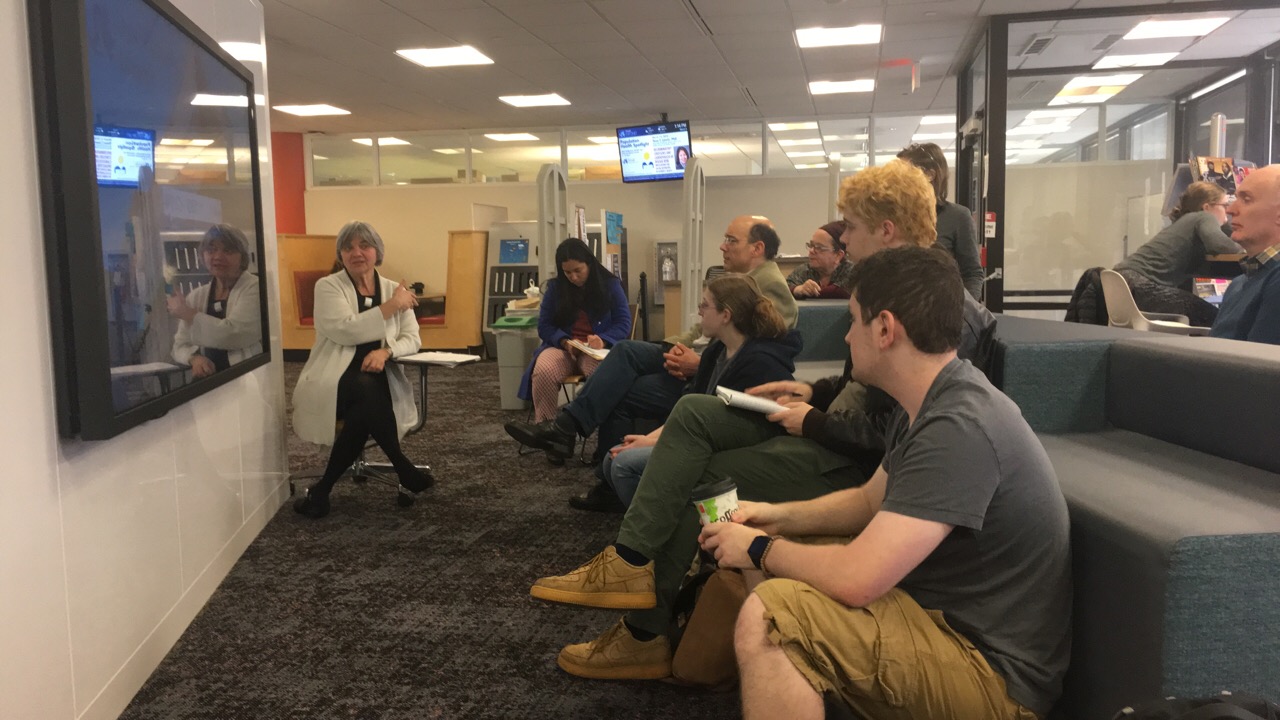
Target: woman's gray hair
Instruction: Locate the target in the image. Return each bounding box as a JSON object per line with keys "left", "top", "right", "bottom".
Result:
{"left": 336, "top": 221, "right": 385, "bottom": 266}
{"left": 200, "top": 224, "right": 251, "bottom": 271}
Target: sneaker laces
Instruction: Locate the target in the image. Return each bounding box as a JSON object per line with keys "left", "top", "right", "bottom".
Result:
{"left": 587, "top": 621, "right": 629, "bottom": 659}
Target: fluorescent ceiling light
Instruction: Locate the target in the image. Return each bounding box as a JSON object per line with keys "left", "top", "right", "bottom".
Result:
{"left": 191, "top": 93, "right": 264, "bottom": 107}
{"left": 809, "top": 79, "right": 875, "bottom": 95}
{"left": 1026, "top": 108, "right": 1087, "bottom": 119}
{"left": 273, "top": 104, "right": 350, "bottom": 116}
{"left": 1189, "top": 69, "right": 1246, "bottom": 100}
{"left": 313, "top": 155, "right": 329, "bottom": 160}
{"left": 485, "top": 133, "right": 540, "bottom": 142}
{"left": 795, "top": 24, "right": 881, "bottom": 48}
{"left": 432, "top": 148, "right": 484, "bottom": 154}
{"left": 588, "top": 136, "right": 617, "bottom": 144}
{"left": 918, "top": 115, "right": 956, "bottom": 126}
{"left": 499, "top": 93, "right": 570, "bottom": 107}
{"left": 1048, "top": 73, "right": 1142, "bottom": 105}
{"left": 824, "top": 134, "right": 869, "bottom": 142}
{"left": 1008, "top": 124, "right": 1073, "bottom": 136}
{"left": 220, "top": 42, "right": 264, "bottom": 63}
{"left": 911, "top": 132, "right": 954, "bottom": 141}
{"left": 352, "top": 137, "right": 410, "bottom": 146}
{"left": 786, "top": 151, "right": 827, "bottom": 158}
{"left": 1006, "top": 140, "right": 1044, "bottom": 150}
{"left": 794, "top": 163, "right": 830, "bottom": 169}
{"left": 769, "top": 122, "right": 819, "bottom": 131}
{"left": 1123, "top": 17, "right": 1230, "bottom": 40}
{"left": 160, "top": 138, "right": 215, "bottom": 146}
{"left": 396, "top": 45, "right": 494, "bottom": 67}
{"left": 778, "top": 138, "right": 823, "bottom": 147}
{"left": 1092, "top": 53, "right": 1179, "bottom": 70}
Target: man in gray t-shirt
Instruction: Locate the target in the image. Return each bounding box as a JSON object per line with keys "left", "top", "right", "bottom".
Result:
{"left": 702, "top": 245, "right": 1071, "bottom": 720}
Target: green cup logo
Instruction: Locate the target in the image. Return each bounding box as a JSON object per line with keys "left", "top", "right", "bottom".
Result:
{"left": 699, "top": 498, "right": 718, "bottom": 523}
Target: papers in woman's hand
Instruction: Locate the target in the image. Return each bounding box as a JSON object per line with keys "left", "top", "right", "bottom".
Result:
{"left": 715, "top": 386, "right": 787, "bottom": 415}
{"left": 397, "top": 351, "right": 481, "bottom": 367}
{"left": 566, "top": 339, "right": 609, "bottom": 360}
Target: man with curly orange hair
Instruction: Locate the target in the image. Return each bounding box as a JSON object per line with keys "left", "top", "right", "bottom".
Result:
{"left": 524, "top": 161, "right": 997, "bottom": 682}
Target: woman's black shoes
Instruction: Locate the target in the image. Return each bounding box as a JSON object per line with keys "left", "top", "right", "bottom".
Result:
{"left": 293, "top": 488, "right": 330, "bottom": 519}
{"left": 569, "top": 481, "right": 625, "bottom": 513}
{"left": 398, "top": 467, "right": 434, "bottom": 494}
{"left": 545, "top": 450, "right": 566, "bottom": 466}
{"left": 504, "top": 419, "right": 575, "bottom": 458}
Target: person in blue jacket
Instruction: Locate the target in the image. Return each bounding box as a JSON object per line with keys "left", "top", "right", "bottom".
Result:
{"left": 518, "top": 238, "right": 631, "bottom": 460}
{"left": 583, "top": 274, "right": 803, "bottom": 511}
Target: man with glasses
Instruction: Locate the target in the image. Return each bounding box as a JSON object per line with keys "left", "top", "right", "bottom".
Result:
{"left": 787, "top": 221, "right": 855, "bottom": 299}
{"left": 504, "top": 214, "right": 798, "bottom": 510}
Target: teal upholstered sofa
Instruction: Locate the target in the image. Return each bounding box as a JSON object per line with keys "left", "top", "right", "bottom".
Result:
{"left": 993, "top": 316, "right": 1280, "bottom": 720}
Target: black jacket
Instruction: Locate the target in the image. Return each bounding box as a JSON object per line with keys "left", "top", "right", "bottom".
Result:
{"left": 690, "top": 330, "right": 803, "bottom": 396}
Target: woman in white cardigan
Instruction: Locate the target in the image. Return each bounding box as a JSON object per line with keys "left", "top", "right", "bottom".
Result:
{"left": 291, "top": 221, "right": 429, "bottom": 519}
{"left": 167, "top": 224, "right": 262, "bottom": 376}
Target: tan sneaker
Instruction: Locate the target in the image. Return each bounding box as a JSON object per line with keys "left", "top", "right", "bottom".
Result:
{"left": 530, "top": 546, "right": 656, "bottom": 609}
{"left": 557, "top": 619, "right": 672, "bottom": 680}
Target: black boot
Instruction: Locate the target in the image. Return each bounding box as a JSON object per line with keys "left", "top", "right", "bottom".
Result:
{"left": 293, "top": 487, "right": 331, "bottom": 519}
{"left": 569, "top": 481, "right": 625, "bottom": 513}
{"left": 504, "top": 417, "right": 575, "bottom": 457}
{"left": 397, "top": 465, "right": 435, "bottom": 493}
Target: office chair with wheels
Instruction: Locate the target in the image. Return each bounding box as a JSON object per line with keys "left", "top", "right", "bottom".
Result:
{"left": 290, "top": 422, "right": 432, "bottom": 507}
{"left": 1099, "top": 270, "right": 1211, "bottom": 336}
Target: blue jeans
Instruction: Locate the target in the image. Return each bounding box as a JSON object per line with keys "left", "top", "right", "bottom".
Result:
{"left": 601, "top": 445, "right": 653, "bottom": 507}
{"left": 563, "top": 340, "right": 687, "bottom": 456}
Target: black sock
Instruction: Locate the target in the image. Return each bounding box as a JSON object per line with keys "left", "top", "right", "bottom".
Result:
{"left": 624, "top": 619, "right": 658, "bottom": 642}
{"left": 613, "top": 543, "right": 650, "bottom": 567}
{"left": 554, "top": 411, "right": 578, "bottom": 436}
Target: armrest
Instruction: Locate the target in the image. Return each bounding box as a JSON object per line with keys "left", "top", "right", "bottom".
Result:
{"left": 1143, "top": 311, "right": 1190, "bottom": 324}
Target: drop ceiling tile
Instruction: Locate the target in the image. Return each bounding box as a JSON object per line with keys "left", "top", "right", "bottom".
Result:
{"left": 703, "top": 13, "right": 794, "bottom": 36}
{"left": 690, "top": 0, "right": 782, "bottom": 16}
{"left": 883, "top": 20, "right": 976, "bottom": 42}
{"left": 490, "top": 0, "right": 600, "bottom": 27}
{"left": 885, "top": 0, "right": 984, "bottom": 25}
{"left": 527, "top": 22, "right": 625, "bottom": 44}
{"left": 592, "top": 0, "right": 693, "bottom": 22}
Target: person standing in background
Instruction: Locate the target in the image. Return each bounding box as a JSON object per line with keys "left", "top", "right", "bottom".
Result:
{"left": 897, "top": 142, "right": 986, "bottom": 299}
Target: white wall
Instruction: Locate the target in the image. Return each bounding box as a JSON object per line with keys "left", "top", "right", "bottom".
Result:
{"left": 0, "top": 2, "right": 288, "bottom": 719}
{"left": 304, "top": 174, "right": 832, "bottom": 330}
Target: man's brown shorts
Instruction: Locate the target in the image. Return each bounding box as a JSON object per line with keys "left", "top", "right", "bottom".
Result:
{"left": 752, "top": 580, "right": 1041, "bottom": 720}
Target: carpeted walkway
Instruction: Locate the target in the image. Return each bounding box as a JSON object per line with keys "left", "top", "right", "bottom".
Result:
{"left": 120, "top": 360, "right": 741, "bottom": 720}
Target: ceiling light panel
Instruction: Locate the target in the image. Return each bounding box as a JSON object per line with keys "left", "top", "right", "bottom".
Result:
{"left": 1123, "top": 17, "right": 1230, "bottom": 40}
{"left": 809, "top": 79, "right": 875, "bottom": 95}
{"left": 1048, "top": 73, "right": 1142, "bottom": 106}
{"left": 918, "top": 115, "right": 956, "bottom": 126}
{"left": 769, "top": 122, "right": 819, "bottom": 131}
{"left": 484, "top": 133, "right": 540, "bottom": 142}
{"left": 785, "top": 151, "right": 827, "bottom": 158}
{"left": 499, "top": 93, "right": 570, "bottom": 107}
{"left": 352, "top": 137, "right": 411, "bottom": 146}
{"left": 911, "top": 132, "right": 954, "bottom": 140}
{"left": 1092, "top": 53, "right": 1179, "bottom": 69}
{"left": 273, "top": 104, "right": 350, "bottom": 116}
{"left": 191, "top": 93, "right": 264, "bottom": 106}
{"left": 219, "top": 42, "right": 264, "bottom": 63}
{"left": 793, "top": 163, "right": 830, "bottom": 169}
{"left": 396, "top": 45, "right": 494, "bottom": 67}
{"left": 588, "top": 136, "right": 617, "bottom": 144}
{"left": 778, "top": 138, "right": 823, "bottom": 147}
{"left": 795, "top": 25, "right": 882, "bottom": 48}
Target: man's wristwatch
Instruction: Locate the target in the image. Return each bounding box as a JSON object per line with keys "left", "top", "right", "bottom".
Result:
{"left": 747, "top": 535, "right": 775, "bottom": 576}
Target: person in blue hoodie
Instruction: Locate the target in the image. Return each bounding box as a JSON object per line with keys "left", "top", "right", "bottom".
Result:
{"left": 516, "top": 238, "right": 631, "bottom": 461}
{"left": 1211, "top": 164, "right": 1280, "bottom": 345}
{"left": 596, "top": 274, "right": 802, "bottom": 507}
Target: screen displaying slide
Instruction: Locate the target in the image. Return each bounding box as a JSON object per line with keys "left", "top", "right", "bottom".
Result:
{"left": 94, "top": 125, "right": 155, "bottom": 188}
{"left": 617, "top": 120, "right": 691, "bottom": 183}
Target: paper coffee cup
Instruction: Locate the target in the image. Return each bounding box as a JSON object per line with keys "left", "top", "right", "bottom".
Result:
{"left": 691, "top": 478, "right": 738, "bottom": 526}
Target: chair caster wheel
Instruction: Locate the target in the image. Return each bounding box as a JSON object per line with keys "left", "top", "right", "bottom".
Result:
{"left": 396, "top": 493, "right": 415, "bottom": 507}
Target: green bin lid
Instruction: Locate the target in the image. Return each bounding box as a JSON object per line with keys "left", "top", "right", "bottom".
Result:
{"left": 491, "top": 314, "right": 538, "bottom": 328}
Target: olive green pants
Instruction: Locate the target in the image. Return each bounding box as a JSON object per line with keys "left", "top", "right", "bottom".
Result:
{"left": 616, "top": 394, "right": 864, "bottom": 635}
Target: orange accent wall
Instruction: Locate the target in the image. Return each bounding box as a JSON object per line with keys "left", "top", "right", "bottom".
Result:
{"left": 271, "top": 132, "right": 306, "bottom": 234}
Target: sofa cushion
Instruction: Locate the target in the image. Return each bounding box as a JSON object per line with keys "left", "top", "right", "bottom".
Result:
{"left": 1041, "top": 431, "right": 1280, "bottom": 720}
{"left": 793, "top": 299, "right": 851, "bottom": 362}
{"left": 1108, "top": 336, "right": 1280, "bottom": 474}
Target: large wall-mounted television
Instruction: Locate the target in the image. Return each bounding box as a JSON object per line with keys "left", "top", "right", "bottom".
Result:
{"left": 617, "top": 120, "right": 692, "bottom": 183}
{"left": 28, "top": 0, "right": 271, "bottom": 440}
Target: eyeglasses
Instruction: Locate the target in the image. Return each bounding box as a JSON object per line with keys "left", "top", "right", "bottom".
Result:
{"left": 723, "top": 235, "right": 745, "bottom": 245}
{"left": 805, "top": 242, "right": 836, "bottom": 253}
{"left": 697, "top": 300, "right": 715, "bottom": 311}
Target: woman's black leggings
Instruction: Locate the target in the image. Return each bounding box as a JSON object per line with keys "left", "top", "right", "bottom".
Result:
{"left": 312, "top": 365, "right": 416, "bottom": 495}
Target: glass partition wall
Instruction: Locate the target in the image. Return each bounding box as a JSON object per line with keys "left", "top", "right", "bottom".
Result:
{"left": 962, "top": 0, "right": 1280, "bottom": 316}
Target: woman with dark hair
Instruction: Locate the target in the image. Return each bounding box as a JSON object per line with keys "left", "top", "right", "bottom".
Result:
{"left": 786, "top": 220, "right": 855, "bottom": 299}
{"left": 571, "top": 274, "right": 802, "bottom": 512}
{"left": 897, "top": 142, "right": 985, "bottom": 298}
{"left": 291, "top": 221, "right": 429, "bottom": 519}
{"left": 675, "top": 146, "right": 690, "bottom": 170}
{"left": 1113, "top": 181, "right": 1242, "bottom": 326}
{"left": 517, "top": 238, "right": 631, "bottom": 455}
{"left": 168, "top": 224, "right": 262, "bottom": 378}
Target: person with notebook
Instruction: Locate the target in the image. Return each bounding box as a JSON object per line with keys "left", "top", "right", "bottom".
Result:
{"left": 1211, "top": 164, "right": 1280, "bottom": 344}
{"left": 515, "top": 237, "right": 630, "bottom": 463}
{"left": 599, "top": 274, "right": 800, "bottom": 506}
{"left": 524, "top": 161, "right": 996, "bottom": 681}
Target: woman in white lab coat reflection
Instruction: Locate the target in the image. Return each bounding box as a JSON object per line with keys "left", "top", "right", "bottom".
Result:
{"left": 168, "top": 224, "right": 262, "bottom": 378}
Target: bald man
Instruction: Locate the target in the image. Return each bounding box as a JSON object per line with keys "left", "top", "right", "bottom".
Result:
{"left": 1211, "top": 164, "right": 1280, "bottom": 345}
{"left": 505, "top": 215, "right": 798, "bottom": 506}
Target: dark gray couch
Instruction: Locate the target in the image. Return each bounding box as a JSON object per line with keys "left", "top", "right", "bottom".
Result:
{"left": 993, "top": 316, "right": 1280, "bottom": 720}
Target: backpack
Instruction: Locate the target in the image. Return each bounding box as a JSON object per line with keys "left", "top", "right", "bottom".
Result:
{"left": 667, "top": 567, "right": 748, "bottom": 689}
{"left": 1113, "top": 692, "right": 1280, "bottom": 720}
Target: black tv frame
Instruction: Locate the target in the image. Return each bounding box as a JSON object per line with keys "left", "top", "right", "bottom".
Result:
{"left": 616, "top": 119, "right": 692, "bottom": 184}
{"left": 27, "top": 0, "right": 271, "bottom": 440}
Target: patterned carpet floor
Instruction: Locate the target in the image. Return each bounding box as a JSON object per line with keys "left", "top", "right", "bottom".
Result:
{"left": 119, "top": 360, "right": 740, "bottom": 720}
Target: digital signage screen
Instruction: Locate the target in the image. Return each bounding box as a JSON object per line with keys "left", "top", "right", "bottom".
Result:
{"left": 616, "top": 120, "right": 691, "bottom": 183}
